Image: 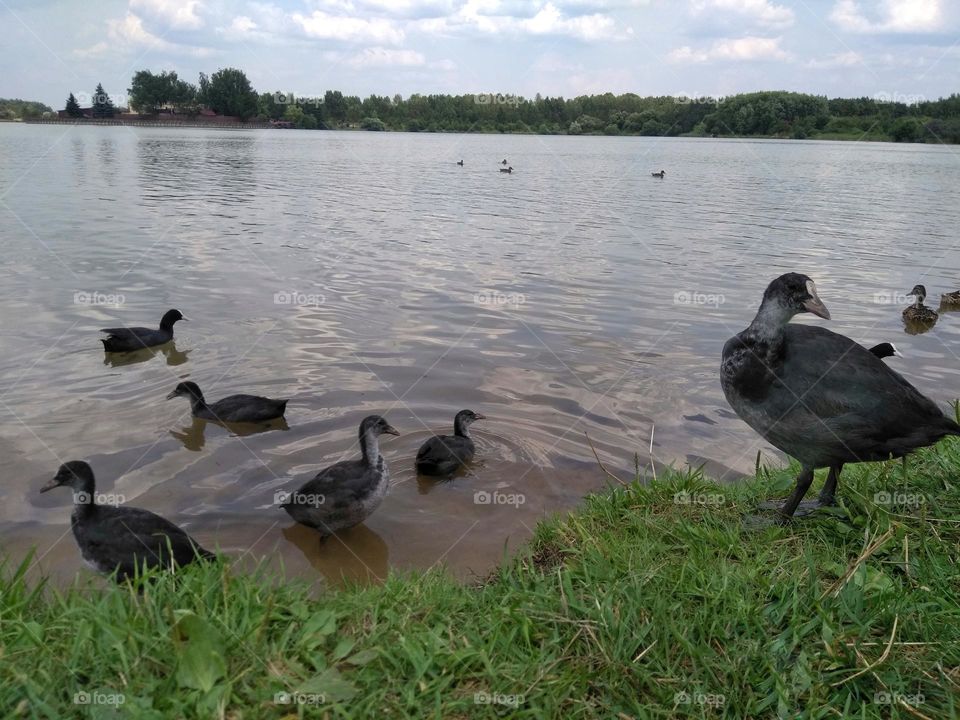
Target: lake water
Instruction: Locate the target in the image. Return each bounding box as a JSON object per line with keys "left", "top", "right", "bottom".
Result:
{"left": 3, "top": 124, "right": 960, "bottom": 588}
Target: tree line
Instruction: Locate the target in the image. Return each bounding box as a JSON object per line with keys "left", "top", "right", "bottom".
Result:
{"left": 47, "top": 67, "right": 960, "bottom": 143}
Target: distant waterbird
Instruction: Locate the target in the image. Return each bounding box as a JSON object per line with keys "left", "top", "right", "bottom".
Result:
{"left": 416, "top": 410, "right": 486, "bottom": 477}
{"left": 903, "top": 284, "right": 938, "bottom": 324}
{"left": 100, "top": 309, "right": 186, "bottom": 352}
{"left": 500, "top": 166, "right": 513, "bottom": 174}
{"left": 651, "top": 170, "right": 665, "bottom": 178}
{"left": 167, "top": 381, "right": 288, "bottom": 424}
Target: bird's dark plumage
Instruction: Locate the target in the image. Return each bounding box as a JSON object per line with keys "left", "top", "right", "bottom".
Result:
{"left": 40, "top": 461, "right": 213, "bottom": 581}
{"left": 721, "top": 273, "right": 959, "bottom": 520}
{"left": 868, "top": 342, "right": 901, "bottom": 359}
{"left": 167, "top": 381, "right": 288, "bottom": 423}
{"left": 416, "top": 409, "right": 485, "bottom": 476}
{"left": 101, "top": 309, "right": 185, "bottom": 352}
{"left": 281, "top": 415, "right": 399, "bottom": 536}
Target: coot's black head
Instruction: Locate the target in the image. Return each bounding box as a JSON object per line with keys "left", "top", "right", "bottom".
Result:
{"left": 456, "top": 409, "right": 486, "bottom": 424}
{"left": 908, "top": 285, "right": 927, "bottom": 301}
{"left": 40, "top": 460, "right": 94, "bottom": 494}
{"left": 167, "top": 381, "right": 203, "bottom": 400}
{"left": 160, "top": 309, "right": 186, "bottom": 329}
{"left": 762, "top": 273, "right": 830, "bottom": 320}
{"left": 870, "top": 342, "right": 902, "bottom": 359}
{"left": 359, "top": 415, "right": 400, "bottom": 439}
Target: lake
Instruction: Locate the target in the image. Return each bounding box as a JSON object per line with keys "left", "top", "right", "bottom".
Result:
{"left": 2, "top": 124, "right": 960, "bottom": 587}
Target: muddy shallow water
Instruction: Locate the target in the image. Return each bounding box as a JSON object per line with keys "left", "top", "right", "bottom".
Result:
{"left": 2, "top": 125, "right": 960, "bottom": 588}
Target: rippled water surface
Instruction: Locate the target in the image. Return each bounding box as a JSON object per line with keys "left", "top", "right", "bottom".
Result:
{"left": 2, "top": 125, "right": 960, "bottom": 587}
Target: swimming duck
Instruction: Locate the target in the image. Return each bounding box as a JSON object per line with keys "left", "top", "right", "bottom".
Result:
{"left": 651, "top": 170, "right": 665, "bottom": 178}
{"left": 101, "top": 309, "right": 185, "bottom": 352}
{"left": 40, "top": 460, "right": 214, "bottom": 581}
{"left": 500, "top": 166, "right": 513, "bottom": 174}
{"left": 868, "top": 342, "right": 902, "bottom": 359}
{"left": 166, "top": 381, "right": 288, "bottom": 424}
{"left": 721, "top": 273, "right": 959, "bottom": 521}
{"left": 941, "top": 289, "right": 960, "bottom": 306}
{"left": 501, "top": 159, "right": 508, "bottom": 165}
{"left": 415, "top": 410, "right": 486, "bottom": 477}
{"left": 902, "top": 285, "right": 938, "bottom": 324}
{"left": 457, "top": 159, "right": 464, "bottom": 166}
{"left": 280, "top": 415, "right": 399, "bottom": 537}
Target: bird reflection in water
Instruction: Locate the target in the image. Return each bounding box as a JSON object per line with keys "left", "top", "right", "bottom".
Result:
{"left": 282, "top": 522, "right": 388, "bottom": 588}
{"left": 170, "top": 416, "right": 290, "bottom": 451}
{"left": 103, "top": 340, "right": 189, "bottom": 367}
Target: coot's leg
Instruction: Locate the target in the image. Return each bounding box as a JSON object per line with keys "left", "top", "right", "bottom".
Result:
{"left": 818, "top": 464, "right": 842, "bottom": 505}
{"left": 777, "top": 467, "right": 814, "bottom": 523}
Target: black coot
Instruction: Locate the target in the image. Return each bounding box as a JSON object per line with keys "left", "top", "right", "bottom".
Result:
{"left": 101, "top": 309, "right": 185, "bottom": 352}
{"left": 721, "top": 273, "right": 959, "bottom": 521}
{"left": 167, "top": 381, "right": 288, "bottom": 423}
{"left": 868, "top": 342, "right": 901, "bottom": 359}
{"left": 416, "top": 409, "right": 485, "bottom": 476}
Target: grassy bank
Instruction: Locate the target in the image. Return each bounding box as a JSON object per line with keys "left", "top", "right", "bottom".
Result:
{"left": 3, "top": 443, "right": 959, "bottom": 719}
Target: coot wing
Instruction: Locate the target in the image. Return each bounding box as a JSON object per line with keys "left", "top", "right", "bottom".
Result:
{"left": 206, "top": 394, "right": 287, "bottom": 423}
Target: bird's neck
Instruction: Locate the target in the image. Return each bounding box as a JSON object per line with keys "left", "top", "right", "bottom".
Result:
{"left": 454, "top": 419, "right": 471, "bottom": 438}
{"left": 914, "top": 296, "right": 925, "bottom": 308}
{"left": 360, "top": 430, "right": 381, "bottom": 465}
{"left": 189, "top": 393, "right": 207, "bottom": 414}
{"left": 744, "top": 298, "right": 793, "bottom": 345}
{"left": 71, "top": 476, "right": 97, "bottom": 513}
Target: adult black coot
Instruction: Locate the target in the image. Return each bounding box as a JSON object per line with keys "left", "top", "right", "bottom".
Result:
{"left": 457, "top": 159, "right": 464, "bottom": 166}
{"left": 101, "top": 309, "right": 185, "bottom": 352}
{"left": 721, "top": 273, "right": 959, "bottom": 521}
{"left": 167, "top": 381, "right": 288, "bottom": 423}
{"left": 416, "top": 409, "right": 486, "bottom": 476}
{"left": 500, "top": 166, "right": 513, "bottom": 174}
{"left": 868, "top": 342, "right": 902, "bottom": 359}
{"left": 903, "top": 285, "right": 938, "bottom": 324}
{"left": 652, "top": 170, "right": 666, "bottom": 178}
{"left": 280, "top": 415, "right": 399, "bottom": 537}
{"left": 40, "top": 461, "right": 214, "bottom": 580}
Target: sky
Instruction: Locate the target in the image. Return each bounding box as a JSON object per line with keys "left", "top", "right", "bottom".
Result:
{"left": 3, "top": 0, "right": 958, "bottom": 109}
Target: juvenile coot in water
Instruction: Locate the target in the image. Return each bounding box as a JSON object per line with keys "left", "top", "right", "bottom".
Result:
{"left": 868, "top": 342, "right": 902, "bottom": 359}
{"left": 651, "top": 170, "right": 666, "bottom": 178}
{"left": 903, "top": 285, "right": 938, "bottom": 324}
{"left": 457, "top": 159, "right": 464, "bottom": 166}
{"left": 416, "top": 409, "right": 486, "bottom": 476}
{"left": 40, "top": 461, "right": 213, "bottom": 580}
{"left": 281, "top": 415, "right": 399, "bottom": 537}
{"left": 167, "top": 381, "right": 288, "bottom": 423}
{"left": 721, "top": 273, "right": 959, "bottom": 521}
{"left": 101, "top": 309, "right": 185, "bottom": 352}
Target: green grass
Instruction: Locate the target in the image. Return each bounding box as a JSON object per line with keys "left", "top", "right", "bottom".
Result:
{"left": 3, "top": 442, "right": 959, "bottom": 719}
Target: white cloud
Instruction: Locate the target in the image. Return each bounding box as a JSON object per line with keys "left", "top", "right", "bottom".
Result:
{"left": 830, "top": 0, "right": 944, "bottom": 33}
{"left": 129, "top": 0, "right": 204, "bottom": 30}
{"left": 805, "top": 50, "right": 863, "bottom": 68}
{"left": 292, "top": 9, "right": 406, "bottom": 43}
{"left": 76, "top": 12, "right": 213, "bottom": 57}
{"left": 692, "top": 0, "right": 794, "bottom": 29}
{"left": 668, "top": 36, "right": 788, "bottom": 63}
{"left": 348, "top": 46, "right": 427, "bottom": 66}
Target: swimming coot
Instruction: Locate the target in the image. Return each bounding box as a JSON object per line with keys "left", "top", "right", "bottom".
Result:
{"left": 651, "top": 170, "right": 666, "bottom": 178}
{"left": 167, "top": 381, "right": 288, "bottom": 423}
{"left": 101, "top": 309, "right": 185, "bottom": 352}
{"left": 868, "top": 342, "right": 902, "bottom": 359}
{"left": 721, "top": 273, "right": 959, "bottom": 521}
{"left": 416, "top": 409, "right": 485, "bottom": 476}
{"left": 280, "top": 415, "right": 399, "bottom": 536}
{"left": 40, "top": 460, "right": 213, "bottom": 580}
{"left": 902, "top": 285, "right": 938, "bottom": 324}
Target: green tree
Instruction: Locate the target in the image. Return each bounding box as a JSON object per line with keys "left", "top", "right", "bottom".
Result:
{"left": 91, "top": 83, "right": 115, "bottom": 118}
{"left": 200, "top": 68, "right": 258, "bottom": 119}
{"left": 129, "top": 70, "right": 197, "bottom": 114}
{"left": 891, "top": 117, "right": 923, "bottom": 142}
{"left": 65, "top": 93, "right": 83, "bottom": 117}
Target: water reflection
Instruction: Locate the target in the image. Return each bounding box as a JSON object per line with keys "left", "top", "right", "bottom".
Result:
{"left": 903, "top": 318, "right": 938, "bottom": 335}
{"left": 103, "top": 340, "right": 189, "bottom": 367}
{"left": 170, "top": 416, "right": 290, "bottom": 452}
{"left": 282, "top": 522, "right": 388, "bottom": 587}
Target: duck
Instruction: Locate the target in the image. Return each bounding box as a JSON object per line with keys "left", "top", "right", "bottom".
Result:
{"left": 902, "top": 285, "right": 938, "bottom": 324}
{"left": 868, "top": 342, "right": 902, "bottom": 359}
{"left": 101, "top": 309, "right": 185, "bottom": 352}
{"left": 415, "top": 410, "right": 486, "bottom": 477}
{"left": 651, "top": 170, "right": 665, "bottom": 178}
{"left": 40, "top": 460, "right": 214, "bottom": 581}
{"left": 721, "top": 273, "right": 960, "bottom": 521}
{"left": 501, "top": 159, "right": 509, "bottom": 165}
{"left": 941, "top": 289, "right": 960, "bottom": 306}
{"left": 500, "top": 166, "right": 513, "bottom": 174}
{"left": 457, "top": 159, "right": 464, "bottom": 166}
{"left": 166, "top": 381, "right": 288, "bottom": 424}
{"left": 280, "top": 415, "right": 399, "bottom": 537}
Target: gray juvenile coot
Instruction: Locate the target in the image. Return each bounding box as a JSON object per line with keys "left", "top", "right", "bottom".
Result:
{"left": 415, "top": 410, "right": 486, "bottom": 477}
{"left": 40, "top": 461, "right": 213, "bottom": 581}
{"left": 721, "top": 273, "right": 959, "bottom": 521}
{"left": 868, "top": 342, "right": 902, "bottom": 359}
{"left": 281, "top": 415, "right": 399, "bottom": 537}
{"left": 101, "top": 309, "right": 185, "bottom": 352}
{"left": 167, "top": 381, "right": 288, "bottom": 423}
{"left": 903, "top": 285, "right": 938, "bottom": 323}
